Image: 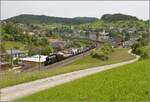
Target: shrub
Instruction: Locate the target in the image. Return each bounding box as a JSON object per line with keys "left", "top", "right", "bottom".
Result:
{"left": 28, "top": 49, "right": 38, "bottom": 56}
{"left": 91, "top": 49, "right": 109, "bottom": 61}
{"left": 101, "top": 43, "right": 114, "bottom": 54}
{"left": 13, "top": 58, "right": 19, "bottom": 65}
{"left": 13, "top": 46, "right": 20, "bottom": 49}
{"left": 140, "top": 47, "right": 149, "bottom": 59}
{"left": 131, "top": 42, "right": 141, "bottom": 53}
{"left": 132, "top": 43, "right": 149, "bottom": 59}
{"left": 41, "top": 45, "right": 53, "bottom": 55}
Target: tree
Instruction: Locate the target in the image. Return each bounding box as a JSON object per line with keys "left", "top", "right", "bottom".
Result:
{"left": 41, "top": 45, "right": 53, "bottom": 55}
{"left": 131, "top": 42, "right": 142, "bottom": 55}
{"left": 91, "top": 49, "right": 109, "bottom": 61}
{"left": 0, "top": 43, "right": 6, "bottom": 54}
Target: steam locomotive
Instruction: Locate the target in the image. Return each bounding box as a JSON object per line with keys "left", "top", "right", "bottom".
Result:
{"left": 44, "top": 44, "right": 96, "bottom": 66}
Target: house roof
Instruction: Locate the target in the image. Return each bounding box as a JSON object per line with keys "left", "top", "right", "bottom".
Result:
{"left": 0, "top": 61, "right": 9, "bottom": 65}
{"left": 20, "top": 55, "right": 47, "bottom": 63}
{"left": 48, "top": 38, "right": 64, "bottom": 43}
{"left": 6, "top": 50, "right": 28, "bottom": 55}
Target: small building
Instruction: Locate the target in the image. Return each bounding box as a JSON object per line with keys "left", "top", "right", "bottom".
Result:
{"left": 72, "top": 30, "right": 82, "bottom": 38}
{"left": 6, "top": 50, "right": 28, "bottom": 58}
{"left": 89, "top": 33, "right": 97, "bottom": 40}
{"left": 48, "top": 38, "right": 65, "bottom": 50}
{"left": 19, "top": 55, "right": 47, "bottom": 69}
{"left": 127, "top": 27, "right": 137, "bottom": 34}
{"left": 129, "top": 33, "right": 141, "bottom": 41}
{"left": 20, "top": 55, "right": 47, "bottom": 64}
{"left": 99, "top": 31, "right": 110, "bottom": 41}
{"left": 109, "top": 37, "right": 122, "bottom": 48}
{"left": 52, "top": 41, "right": 65, "bottom": 50}
{"left": 28, "top": 32, "right": 35, "bottom": 36}
{"left": 123, "top": 41, "right": 134, "bottom": 48}
{"left": 0, "top": 62, "right": 10, "bottom": 70}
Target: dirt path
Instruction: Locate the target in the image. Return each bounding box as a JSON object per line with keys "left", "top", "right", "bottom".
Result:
{"left": 0, "top": 50, "right": 140, "bottom": 102}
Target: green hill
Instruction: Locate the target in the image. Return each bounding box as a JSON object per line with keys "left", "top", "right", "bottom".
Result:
{"left": 16, "top": 59, "right": 148, "bottom": 102}
{"left": 5, "top": 14, "right": 98, "bottom": 25}
{"left": 101, "top": 13, "right": 138, "bottom": 21}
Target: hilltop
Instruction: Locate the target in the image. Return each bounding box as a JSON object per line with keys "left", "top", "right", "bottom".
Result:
{"left": 3, "top": 13, "right": 143, "bottom": 25}
{"left": 4, "top": 14, "right": 98, "bottom": 25}
{"left": 101, "top": 13, "right": 138, "bottom": 21}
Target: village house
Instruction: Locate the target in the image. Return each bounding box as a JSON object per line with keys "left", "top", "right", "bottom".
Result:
{"left": 89, "top": 33, "right": 97, "bottom": 40}
{"left": 48, "top": 38, "right": 66, "bottom": 50}
{"left": 129, "top": 33, "right": 141, "bottom": 41}
{"left": 0, "top": 61, "right": 10, "bottom": 70}
{"left": 122, "top": 33, "right": 141, "bottom": 48}
{"left": 28, "top": 32, "right": 35, "bottom": 36}
{"left": 109, "top": 37, "right": 122, "bottom": 48}
{"left": 99, "top": 31, "right": 110, "bottom": 41}
{"left": 20, "top": 55, "right": 47, "bottom": 68}
{"left": 123, "top": 40, "right": 134, "bottom": 48}
{"left": 127, "top": 27, "right": 137, "bottom": 34}
{"left": 6, "top": 50, "right": 28, "bottom": 58}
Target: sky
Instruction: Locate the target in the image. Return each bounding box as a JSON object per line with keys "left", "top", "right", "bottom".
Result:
{"left": 1, "top": 1, "right": 149, "bottom": 20}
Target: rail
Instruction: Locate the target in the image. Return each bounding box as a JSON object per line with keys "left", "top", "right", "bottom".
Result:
{"left": 22, "top": 45, "right": 97, "bottom": 72}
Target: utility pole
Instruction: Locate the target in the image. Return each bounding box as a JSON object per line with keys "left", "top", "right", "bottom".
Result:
{"left": 10, "top": 48, "right": 13, "bottom": 67}
{"left": 39, "top": 48, "right": 41, "bottom": 71}
{"left": 123, "top": 31, "right": 126, "bottom": 47}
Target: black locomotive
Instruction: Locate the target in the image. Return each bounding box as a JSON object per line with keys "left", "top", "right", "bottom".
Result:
{"left": 44, "top": 54, "right": 64, "bottom": 66}
{"left": 44, "top": 44, "right": 96, "bottom": 66}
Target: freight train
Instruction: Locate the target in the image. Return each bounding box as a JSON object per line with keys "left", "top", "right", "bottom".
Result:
{"left": 44, "top": 44, "right": 96, "bottom": 66}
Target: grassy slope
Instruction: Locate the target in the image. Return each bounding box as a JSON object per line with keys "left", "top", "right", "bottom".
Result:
{"left": 17, "top": 59, "right": 149, "bottom": 102}
{"left": 0, "top": 48, "right": 135, "bottom": 88}
{"left": 1, "top": 41, "right": 26, "bottom": 50}
{"left": 141, "top": 45, "right": 149, "bottom": 52}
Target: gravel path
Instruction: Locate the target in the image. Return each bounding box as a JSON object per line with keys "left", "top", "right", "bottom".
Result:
{"left": 0, "top": 50, "right": 140, "bottom": 102}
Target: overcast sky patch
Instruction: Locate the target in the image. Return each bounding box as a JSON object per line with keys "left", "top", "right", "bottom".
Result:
{"left": 1, "top": 1, "right": 149, "bottom": 20}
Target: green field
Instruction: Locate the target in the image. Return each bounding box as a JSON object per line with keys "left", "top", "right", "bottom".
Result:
{"left": 1, "top": 41, "right": 26, "bottom": 50}
{"left": 16, "top": 59, "right": 149, "bottom": 102}
{"left": 141, "top": 45, "right": 149, "bottom": 53}
{"left": 0, "top": 48, "right": 135, "bottom": 88}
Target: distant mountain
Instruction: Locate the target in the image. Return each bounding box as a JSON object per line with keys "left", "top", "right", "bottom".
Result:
{"left": 101, "top": 13, "right": 138, "bottom": 21}
{"left": 5, "top": 14, "right": 98, "bottom": 25}
{"left": 73, "top": 17, "right": 98, "bottom": 23}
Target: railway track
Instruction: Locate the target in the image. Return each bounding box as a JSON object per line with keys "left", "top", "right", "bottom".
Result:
{"left": 22, "top": 46, "right": 96, "bottom": 72}
{"left": 0, "top": 49, "right": 140, "bottom": 102}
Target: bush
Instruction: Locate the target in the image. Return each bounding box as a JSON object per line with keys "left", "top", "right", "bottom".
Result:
{"left": 13, "top": 58, "right": 19, "bottom": 65}
{"left": 41, "top": 45, "right": 53, "bottom": 55}
{"left": 91, "top": 49, "right": 109, "bottom": 61}
{"left": 91, "top": 43, "right": 114, "bottom": 61}
{"left": 140, "top": 47, "right": 149, "bottom": 59}
{"left": 13, "top": 46, "right": 20, "bottom": 49}
{"left": 131, "top": 42, "right": 141, "bottom": 53}
{"left": 132, "top": 43, "right": 149, "bottom": 59}
{"left": 101, "top": 43, "right": 114, "bottom": 54}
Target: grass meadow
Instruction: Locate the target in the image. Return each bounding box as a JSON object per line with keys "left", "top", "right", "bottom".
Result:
{"left": 0, "top": 48, "right": 135, "bottom": 88}
{"left": 16, "top": 59, "right": 149, "bottom": 102}
{"left": 1, "top": 41, "right": 26, "bottom": 50}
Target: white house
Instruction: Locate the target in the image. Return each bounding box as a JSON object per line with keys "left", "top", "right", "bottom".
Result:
{"left": 20, "top": 55, "right": 47, "bottom": 67}
{"left": 20, "top": 55, "right": 47, "bottom": 63}
{"left": 99, "top": 31, "right": 109, "bottom": 40}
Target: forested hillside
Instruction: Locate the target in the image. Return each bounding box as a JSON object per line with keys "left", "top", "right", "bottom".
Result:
{"left": 5, "top": 14, "right": 98, "bottom": 25}
{"left": 101, "top": 13, "right": 138, "bottom": 21}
